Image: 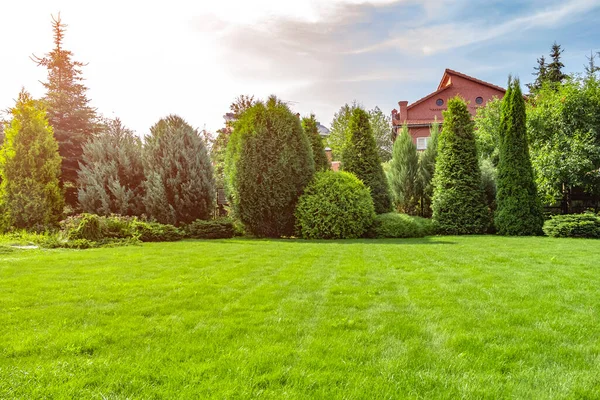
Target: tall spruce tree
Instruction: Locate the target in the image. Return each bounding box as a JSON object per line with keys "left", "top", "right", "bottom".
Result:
{"left": 33, "top": 14, "right": 97, "bottom": 208}
{"left": 417, "top": 121, "right": 439, "bottom": 217}
{"left": 342, "top": 107, "right": 392, "bottom": 214}
{"left": 432, "top": 97, "right": 489, "bottom": 234}
{"left": 0, "top": 91, "right": 63, "bottom": 230}
{"left": 225, "top": 96, "right": 315, "bottom": 237}
{"left": 143, "top": 115, "right": 215, "bottom": 225}
{"left": 389, "top": 124, "right": 419, "bottom": 214}
{"left": 495, "top": 78, "right": 544, "bottom": 235}
{"left": 527, "top": 55, "right": 548, "bottom": 93}
{"left": 547, "top": 42, "right": 567, "bottom": 84}
{"left": 302, "top": 114, "right": 330, "bottom": 172}
{"left": 77, "top": 118, "right": 144, "bottom": 216}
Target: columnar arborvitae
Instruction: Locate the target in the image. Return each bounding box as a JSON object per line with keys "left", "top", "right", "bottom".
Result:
{"left": 495, "top": 78, "right": 544, "bottom": 235}
{"left": 143, "top": 115, "right": 215, "bottom": 225}
{"left": 342, "top": 108, "right": 392, "bottom": 214}
{"left": 33, "top": 15, "right": 98, "bottom": 207}
{"left": 432, "top": 97, "right": 489, "bottom": 234}
{"left": 77, "top": 118, "right": 144, "bottom": 216}
{"left": 0, "top": 91, "right": 63, "bottom": 230}
{"left": 302, "top": 114, "right": 330, "bottom": 171}
{"left": 389, "top": 124, "right": 419, "bottom": 214}
{"left": 225, "top": 96, "right": 315, "bottom": 237}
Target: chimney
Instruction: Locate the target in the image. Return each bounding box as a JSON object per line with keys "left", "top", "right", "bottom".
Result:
{"left": 324, "top": 147, "right": 333, "bottom": 163}
{"left": 398, "top": 101, "right": 408, "bottom": 122}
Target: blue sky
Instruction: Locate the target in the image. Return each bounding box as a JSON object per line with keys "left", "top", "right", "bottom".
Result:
{"left": 1, "top": 0, "right": 599, "bottom": 136}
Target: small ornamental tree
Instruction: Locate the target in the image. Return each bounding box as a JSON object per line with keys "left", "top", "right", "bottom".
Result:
{"left": 143, "top": 115, "right": 215, "bottom": 225}
{"left": 302, "top": 114, "right": 330, "bottom": 171}
{"left": 432, "top": 97, "right": 489, "bottom": 234}
{"left": 417, "top": 121, "right": 439, "bottom": 217}
{"left": 0, "top": 91, "right": 63, "bottom": 230}
{"left": 77, "top": 118, "right": 145, "bottom": 216}
{"left": 495, "top": 78, "right": 544, "bottom": 235}
{"left": 225, "top": 96, "right": 315, "bottom": 237}
{"left": 389, "top": 124, "right": 419, "bottom": 214}
{"left": 342, "top": 107, "right": 392, "bottom": 214}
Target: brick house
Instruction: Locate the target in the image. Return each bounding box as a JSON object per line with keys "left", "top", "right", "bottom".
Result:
{"left": 392, "top": 69, "right": 506, "bottom": 150}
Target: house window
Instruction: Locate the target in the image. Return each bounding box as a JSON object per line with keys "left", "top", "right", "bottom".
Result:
{"left": 416, "top": 137, "right": 429, "bottom": 150}
{"left": 436, "top": 99, "right": 444, "bottom": 106}
{"left": 475, "top": 96, "right": 484, "bottom": 105}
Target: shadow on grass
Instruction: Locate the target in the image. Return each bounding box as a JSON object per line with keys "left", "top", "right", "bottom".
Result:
{"left": 181, "top": 236, "right": 458, "bottom": 246}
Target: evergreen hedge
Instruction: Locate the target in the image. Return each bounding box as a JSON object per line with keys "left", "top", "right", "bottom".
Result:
{"left": 432, "top": 97, "right": 490, "bottom": 234}
{"left": 225, "top": 96, "right": 315, "bottom": 237}
{"left": 302, "top": 115, "right": 330, "bottom": 171}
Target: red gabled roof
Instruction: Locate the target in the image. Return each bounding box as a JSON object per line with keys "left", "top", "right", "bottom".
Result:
{"left": 406, "top": 84, "right": 454, "bottom": 110}
{"left": 437, "top": 68, "right": 506, "bottom": 93}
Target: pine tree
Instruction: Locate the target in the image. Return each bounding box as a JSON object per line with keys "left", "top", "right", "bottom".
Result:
{"left": 495, "top": 78, "right": 544, "bottom": 235}
{"left": 527, "top": 55, "right": 548, "bottom": 93}
{"left": 0, "top": 90, "right": 63, "bottom": 230}
{"left": 302, "top": 114, "right": 330, "bottom": 172}
{"left": 225, "top": 96, "right": 315, "bottom": 237}
{"left": 32, "top": 14, "right": 97, "bottom": 208}
{"left": 417, "top": 121, "right": 439, "bottom": 217}
{"left": 389, "top": 124, "right": 419, "bottom": 214}
{"left": 342, "top": 107, "right": 392, "bottom": 214}
{"left": 369, "top": 106, "right": 394, "bottom": 162}
{"left": 547, "top": 42, "right": 567, "bottom": 84}
{"left": 143, "top": 115, "right": 215, "bottom": 225}
{"left": 585, "top": 50, "right": 599, "bottom": 79}
{"left": 77, "top": 118, "right": 144, "bottom": 216}
{"left": 432, "top": 97, "right": 489, "bottom": 234}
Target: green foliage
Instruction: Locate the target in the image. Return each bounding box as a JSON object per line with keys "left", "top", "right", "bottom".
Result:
{"left": 474, "top": 97, "right": 502, "bottom": 165}
{"left": 480, "top": 158, "right": 498, "bottom": 222}
{"left": 211, "top": 128, "right": 230, "bottom": 188}
{"left": 326, "top": 102, "right": 358, "bottom": 160}
{"left": 365, "top": 212, "right": 436, "bottom": 238}
{"left": 417, "top": 122, "right": 440, "bottom": 217}
{"left": 226, "top": 96, "right": 315, "bottom": 237}
{"left": 131, "top": 220, "right": 182, "bottom": 242}
{"left": 369, "top": 106, "right": 393, "bottom": 162}
{"left": 432, "top": 97, "right": 490, "bottom": 234}
{"left": 78, "top": 118, "right": 144, "bottom": 216}
{"left": 527, "top": 76, "right": 600, "bottom": 209}
{"left": 495, "top": 78, "right": 544, "bottom": 236}
{"left": 33, "top": 15, "right": 98, "bottom": 207}
{"left": 389, "top": 125, "right": 419, "bottom": 214}
{"left": 341, "top": 107, "right": 392, "bottom": 214}
{"left": 543, "top": 213, "right": 600, "bottom": 238}
{"left": 527, "top": 55, "right": 548, "bottom": 93}
{"left": 143, "top": 115, "right": 215, "bottom": 226}
{"left": 185, "top": 218, "right": 235, "bottom": 239}
{"left": 547, "top": 42, "right": 567, "bottom": 84}
{"left": 0, "top": 91, "right": 63, "bottom": 231}
{"left": 302, "top": 114, "right": 330, "bottom": 171}
{"left": 295, "top": 171, "right": 375, "bottom": 239}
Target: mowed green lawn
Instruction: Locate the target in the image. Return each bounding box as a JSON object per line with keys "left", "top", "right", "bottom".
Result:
{"left": 1, "top": 237, "right": 599, "bottom": 399}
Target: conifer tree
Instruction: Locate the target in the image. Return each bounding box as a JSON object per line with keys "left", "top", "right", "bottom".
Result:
{"left": 432, "top": 97, "right": 489, "bottom": 234}
{"left": 527, "top": 55, "right": 548, "bottom": 93}
{"left": 143, "top": 115, "right": 215, "bottom": 225}
{"left": 302, "top": 114, "right": 330, "bottom": 171}
{"left": 389, "top": 124, "right": 419, "bottom": 214}
{"left": 547, "top": 42, "right": 567, "bottom": 84}
{"left": 77, "top": 118, "right": 144, "bottom": 216}
{"left": 342, "top": 107, "right": 392, "bottom": 214}
{"left": 33, "top": 14, "right": 97, "bottom": 207}
{"left": 495, "top": 78, "right": 544, "bottom": 235}
{"left": 0, "top": 91, "right": 63, "bottom": 230}
{"left": 417, "top": 121, "right": 439, "bottom": 217}
{"left": 225, "top": 96, "right": 315, "bottom": 237}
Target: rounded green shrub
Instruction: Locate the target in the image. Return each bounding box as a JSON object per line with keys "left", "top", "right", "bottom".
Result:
{"left": 184, "top": 218, "right": 235, "bottom": 239}
{"left": 295, "top": 171, "right": 375, "bottom": 239}
{"left": 543, "top": 213, "right": 600, "bottom": 238}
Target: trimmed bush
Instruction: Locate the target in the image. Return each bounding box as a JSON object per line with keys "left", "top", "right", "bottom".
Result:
{"left": 432, "top": 97, "right": 490, "bottom": 234}
{"left": 226, "top": 96, "right": 315, "bottom": 237}
{"left": 131, "top": 220, "right": 182, "bottom": 242}
{"left": 342, "top": 107, "right": 392, "bottom": 214}
{"left": 185, "top": 219, "right": 235, "bottom": 239}
{"left": 366, "top": 213, "right": 436, "bottom": 239}
{"left": 295, "top": 171, "right": 375, "bottom": 239}
{"left": 543, "top": 213, "right": 600, "bottom": 238}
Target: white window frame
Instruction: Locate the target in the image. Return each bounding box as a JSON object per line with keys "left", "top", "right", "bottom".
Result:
{"left": 416, "top": 137, "right": 429, "bottom": 150}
